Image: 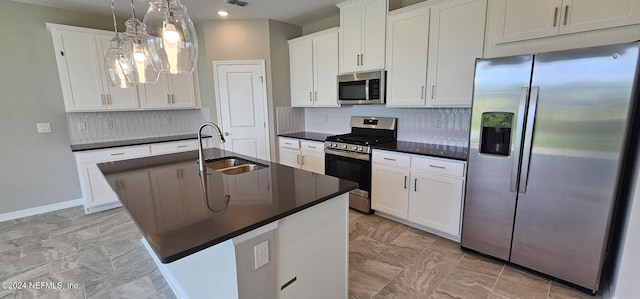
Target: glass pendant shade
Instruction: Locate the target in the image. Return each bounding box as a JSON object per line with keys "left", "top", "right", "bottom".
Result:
{"left": 104, "top": 37, "right": 137, "bottom": 88}
{"left": 143, "top": 0, "right": 198, "bottom": 74}
{"left": 121, "top": 18, "right": 160, "bottom": 83}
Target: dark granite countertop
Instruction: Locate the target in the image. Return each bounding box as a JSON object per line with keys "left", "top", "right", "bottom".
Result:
{"left": 71, "top": 134, "right": 212, "bottom": 152}
{"left": 373, "top": 141, "right": 468, "bottom": 161}
{"left": 97, "top": 148, "right": 358, "bottom": 263}
{"left": 277, "top": 132, "right": 333, "bottom": 143}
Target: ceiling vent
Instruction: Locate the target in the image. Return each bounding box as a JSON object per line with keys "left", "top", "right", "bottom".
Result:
{"left": 226, "top": 0, "right": 249, "bottom": 7}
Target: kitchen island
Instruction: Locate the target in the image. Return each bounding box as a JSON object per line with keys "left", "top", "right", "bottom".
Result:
{"left": 97, "top": 148, "right": 357, "bottom": 299}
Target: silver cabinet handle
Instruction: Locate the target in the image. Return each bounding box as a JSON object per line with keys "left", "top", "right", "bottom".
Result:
{"left": 429, "top": 164, "right": 445, "bottom": 169}
{"left": 100, "top": 95, "right": 105, "bottom": 105}
{"left": 301, "top": 155, "right": 305, "bottom": 166}
{"left": 177, "top": 145, "right": 188, "bottom": 148}
{"left": 314, "top": 91, "right": 318, "bottom": 101}
{"left": 361, "top": 54, "right": 364, "bottom": 66}
{"left": 356, "top": 54, "right": 360, "bottom": 66}
{"left": 172, "top": 94, "right": 176, "bottom": 104}
{"left": 421, "top": 86, "right": 425, "bottom": 99}
{"left": 110, "top": 152, "right": 125, "bottom": 156}
{"left": 553, "top": 7, "right": 559, "bottom": 27}
{"left": 296, "top": 154, "right": 300, "bottom": 164}
{"left": 563, "top": 5, "right": 569, "bottom": 26}
{"left": 404, "top": 176, "right": 407, "bottom": 189}
{"left": 309, "top": 91, "right": 313, "bottom": 102}
{"left": 285, "top": 142, "right": 292, "bottom": 145}
{"left": 431, "top": 85, "right": 435, "bottom": 99}
{"left": 383, "top": 157, "right": 396, "bottom": 161}
{"left": 414, "top": 178, "right": 417, "bottom": 192}
{"left": 308, "top": 146, "right": 317, "bottom": 149}
{"left": 106, "top": 94, "right": 112, "bottom": 105}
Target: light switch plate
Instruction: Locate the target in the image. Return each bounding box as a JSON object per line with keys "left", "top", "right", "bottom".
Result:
{"left": 254, "top": 240, "right": 269, "bottom": 269}
{"left": 36, "top": 123, "right": 51, "bottom": 133}
{"left": 77, "top": 121, "right": 87, "bottom": 131}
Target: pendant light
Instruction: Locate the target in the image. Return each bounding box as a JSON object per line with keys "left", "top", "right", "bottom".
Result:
{"left": 121, "top": 0, "right": 160, "bottom": 83}
{"left": 104, "top": 0, "right": 137, "bottom": 88}
{"left": 143, "top": 0, "right": 198, "bottom": 74}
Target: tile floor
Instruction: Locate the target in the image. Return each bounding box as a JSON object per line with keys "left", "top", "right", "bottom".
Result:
{"left": 0, "top": 206, "right": 598, "bottom": 299}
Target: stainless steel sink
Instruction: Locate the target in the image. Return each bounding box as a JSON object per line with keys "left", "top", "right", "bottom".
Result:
{"left": 205, "top": 157, "right": 268, "bottom": 175}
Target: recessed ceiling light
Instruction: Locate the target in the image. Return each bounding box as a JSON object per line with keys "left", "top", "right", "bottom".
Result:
{"left": 218, "top": 10, "right": 229, "bottom": 17}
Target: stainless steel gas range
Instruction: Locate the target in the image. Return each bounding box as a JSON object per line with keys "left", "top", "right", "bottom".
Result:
{"left": 324, "top": 116, "right": 397, "bottom": 213}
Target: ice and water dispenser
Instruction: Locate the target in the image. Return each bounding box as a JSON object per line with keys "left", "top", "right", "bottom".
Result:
{"left": 480, "top": 112, "right": 513, "bottom": 156}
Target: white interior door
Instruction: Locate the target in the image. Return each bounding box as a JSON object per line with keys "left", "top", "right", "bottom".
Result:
{"left": 214, "top": 61, "right": 270, "bottom": 161}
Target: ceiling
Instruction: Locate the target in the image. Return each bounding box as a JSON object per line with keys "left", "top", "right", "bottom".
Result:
{"left": 11, "top": 0, "right": 342, "bottom": 26}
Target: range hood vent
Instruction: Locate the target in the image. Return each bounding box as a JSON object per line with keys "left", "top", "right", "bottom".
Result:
{"left": 227, "top": 0, "right": 248, "bottom": 7}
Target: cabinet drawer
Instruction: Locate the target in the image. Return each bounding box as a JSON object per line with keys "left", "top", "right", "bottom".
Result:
{"left": 372, "top": 150, "right": 411, "bottom": 168}
{"left": 151, "top": 140, "right": 200, "bottom": 155}
{"left": 279, "top": 138, "right": 300, "bottom": 149}
{"left": 300, "top": 140, "right": 324, "bottom": 153}
{"left": 76, "top": 145, "right": 151, "bottom": 163}
{"left": 412, "top": 156, "right": 465, "bottom": 178}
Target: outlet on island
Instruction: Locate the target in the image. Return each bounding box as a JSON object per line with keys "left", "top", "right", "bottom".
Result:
{"left": 253, "top": 240, "right": 269, "bottom": 270}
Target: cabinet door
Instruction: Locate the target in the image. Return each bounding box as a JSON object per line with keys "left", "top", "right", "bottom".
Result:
{"left": 386, "top": 7, "right": 429, "bottom": 107}
{"left": 560, "top": 0, "right": 640, "bottom": 34}
{"left": 339, "top": 1, "right": 363, "bottom": 73}
{"left": 139, "top": 74, "right": 172, "bottom": 108}
{"left": 96, "top": 35, "right": 139, "bottom": 110}
{"left": 409, "top": 171, "right": 464, "bottom": 237}
{"left": 289, "top": 39, "right": 315, "bottom": 107}
{"left": 371, "top": 164, "right": 410, "bottom": 219}
{"left": 494, "top": 0, "right": 562, "bottom": 43}
{"left": 86, "top": 165, "right": 118, "bottom": 207}
{"left": 426, "top": 0, "right": 486, "bottom": 107}
{"left": 313, "top": 32, "right": 340, "bottom": 107}
{"left": 169, "top": 73, "right": 198, "bottom": 108}
{"left": 361, "top": 0, "right": 387, "bottom": 71}
{"left": 55, "top": 30, "right": 106, "bottom": 111}
{"left": 279, "top": 147, "right": 301, "bottom": 168}
{"left": 301, "top": 150, "right": 325, "bottom": 174}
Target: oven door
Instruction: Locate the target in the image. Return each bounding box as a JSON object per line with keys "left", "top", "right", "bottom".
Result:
{"left": 324, "top": 149, "right": 372, "bottom": 213}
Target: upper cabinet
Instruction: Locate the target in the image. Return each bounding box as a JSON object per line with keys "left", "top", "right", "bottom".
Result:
{"left": 47, "top": 23, "right": 200, "bottom": 112}
{"left": 139, "top": 73, "right": 199, "bottom": 109}
{"left": 386, "top": 0, "right": 486, "bottom": 107}
{"left": 48, "top": 25, "right": 138, "bottom": 112}
{"left": 338, "top": 0, "right": 387, "bottom": 73}
{"left": 288, "top": 28, "right": 339, "bottom": 107}
{"left": 494, "top": 0, "right": 640, "bottom": 44}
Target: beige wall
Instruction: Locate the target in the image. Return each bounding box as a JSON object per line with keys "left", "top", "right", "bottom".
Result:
{"left": 195, "top": 19, "right": 301, "bottom": 160}
{"left": 0, "top": 1, "right": 120, "bottom": 214}
{"left": 302, "top": 14, "right": 340, "bottom": 35}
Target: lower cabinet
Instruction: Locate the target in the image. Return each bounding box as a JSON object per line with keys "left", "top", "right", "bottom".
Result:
{"left": 278, "top": 137, "right": 325, "bottom": 174}
{"left": 371, "top": 149, "right": 466, "bottom": 239}
{"left": 75, "top": 138, "right": 211, "bottom": 214}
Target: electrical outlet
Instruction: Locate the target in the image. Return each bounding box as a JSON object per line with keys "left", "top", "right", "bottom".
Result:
{"left": 36, "top": 123, "right": 51, "bottom": 133}
{"left": 77, "top": 121, "right": 87, "bottom": 131}
{"left": 164, "top": 117, "right": 172, "bottom": 125}
{"left": 105, "top": 119, "right": 114, "bottom": 129}
{"left": 435, "top": 117, "right": 442, "bottom": 129}
{"left": 254, "top": 240, "right": 269, "bottom": 269}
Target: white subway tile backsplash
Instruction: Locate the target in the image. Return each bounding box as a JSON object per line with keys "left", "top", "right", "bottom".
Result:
{"left": 67, "top": 110, "right": 207, "bottom": 144}
{"left": 276, "top": 107, "right": 305, "bottom": 134}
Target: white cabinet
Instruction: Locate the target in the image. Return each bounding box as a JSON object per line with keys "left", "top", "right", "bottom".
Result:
{"left": 48, "top": 24, "right": 139, "bottom": 112}
{"left": 288, "top": 28, "right": 339, "bottom": 107}
{"left": 371, "top": 149, "right": 466, "bottom": 240}
{"left": 139, "top": 73, "right": 199, "bottom": 109}
{"left": 385, "top": 6, "right": 430, "bottom": 107}
{"left": 494, "top": 0, "right": 640, "bottom": 44}
{"left": 75, "top": 138, "right": 211, "bottom": 214}
{"left": 278, "top": 138, "right": 325, "bottom": 174}
{"left": 337, "top": 0, "right": 387, "bottom": 73}
{"left": 385, "top": 0, "right": 486, "bottom": 107}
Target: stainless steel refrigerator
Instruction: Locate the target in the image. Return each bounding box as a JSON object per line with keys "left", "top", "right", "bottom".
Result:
{"left": 461, "top": 42, "right": 640, "bottom": 293}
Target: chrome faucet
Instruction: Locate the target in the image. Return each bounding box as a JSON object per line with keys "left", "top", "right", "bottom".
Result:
{"left": 198, "top": 122, "right": 226, "bottom": 172}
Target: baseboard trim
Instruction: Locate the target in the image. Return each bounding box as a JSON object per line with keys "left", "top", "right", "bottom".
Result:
{"left": 0, "top": 198, "right": 83, "bottom": 222}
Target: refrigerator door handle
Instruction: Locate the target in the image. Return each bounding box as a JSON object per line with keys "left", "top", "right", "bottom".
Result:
{"left": 519, "top": 86, "right": 540, "bottom": 194}
{"left": 510, "top": 87, "right": 529, "bottom": 192}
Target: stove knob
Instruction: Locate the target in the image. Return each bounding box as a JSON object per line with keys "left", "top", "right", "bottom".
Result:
{"left": 352, "top": 146, "right": 358, "bottom": 150}
{"left": 343, "top": 145, "right": 348, "bottom": 149}
{"left": 358, "top": 147, "right": 364, "bottom": 151}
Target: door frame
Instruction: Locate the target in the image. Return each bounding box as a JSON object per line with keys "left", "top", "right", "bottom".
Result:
{"left": 212, "top": 60, "right": 271, "bottom": 160}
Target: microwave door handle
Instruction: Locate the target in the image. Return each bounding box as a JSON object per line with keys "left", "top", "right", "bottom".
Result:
{"left": 365, "top": 79, "right": 370, "bottom": 100}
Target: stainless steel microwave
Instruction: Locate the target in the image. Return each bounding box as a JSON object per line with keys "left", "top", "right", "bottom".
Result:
{"left": 337, "top": 70, "right": 385, "bottom": 105}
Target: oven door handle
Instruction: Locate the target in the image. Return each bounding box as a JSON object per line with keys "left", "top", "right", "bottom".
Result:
{"left": 324, "top": 148, "right": 370, "bottom": 161}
